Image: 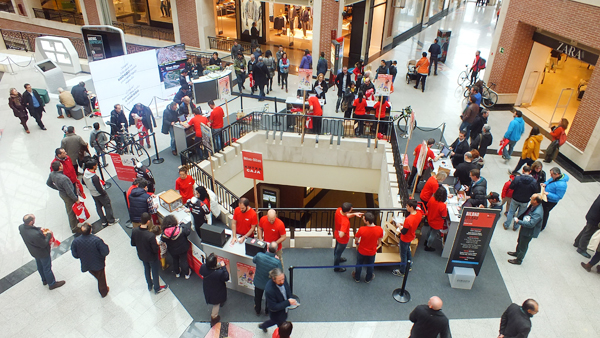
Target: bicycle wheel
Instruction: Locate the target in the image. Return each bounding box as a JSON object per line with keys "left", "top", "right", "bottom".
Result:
{"left": 397, "top": 115, "right": 409, "bottom": 133}
{"left": 95, "top": 131, "right": 118, "bottom": 154}
{"left": 482, "top": 91, "right": 498, "bottom": 108}
{"left": 463, "top": 87, "right": 471, "bottom": 98}
{"left": 128, "top": 142, "right": 152, "bottom": 167}
{"left": 457, "top": 71, "right": 469, "bottom": 86}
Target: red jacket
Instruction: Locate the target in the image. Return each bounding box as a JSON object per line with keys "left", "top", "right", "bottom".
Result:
{"left": 501, "top": 179, "right": 514, "bottom": 199}
{"left": 50, "top": 156, "right": 77, "bottom": 183}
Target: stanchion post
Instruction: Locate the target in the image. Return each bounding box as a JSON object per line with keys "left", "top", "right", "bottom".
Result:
{"left": 151, "top": 132, "right": 165, "bottom": 164}
{"left": 82, "top": 100, "right": 93, "bottom": 131}
{"left": 289, "top": 266, "right": 294, "bottom": 294}
{"left": 440, "top": 122, "right": 446, "bottom": 143}
{"left": 392, "top": 259, "right": 411, "bottom": 303}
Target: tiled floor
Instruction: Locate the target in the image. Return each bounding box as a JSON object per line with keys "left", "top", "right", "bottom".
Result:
{"left": 1, "top": 2, "right": 599, "bottom": 338}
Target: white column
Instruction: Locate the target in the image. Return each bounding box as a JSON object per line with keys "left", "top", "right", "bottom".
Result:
{"left": 171, "top": 0, "right": 181, "bottom": 44}
{"left": 196, "top": 0, "right": 216, "bottom": 50}
{"left": 311, "top": 0, "right": 322, "bottom": 76}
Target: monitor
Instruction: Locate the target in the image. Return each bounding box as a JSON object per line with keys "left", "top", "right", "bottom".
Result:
{"left": 37, "top": 60, "right": 57, "bottom": 72}
{"left": 81, "top": 25, "right": 126, "bottom": 62}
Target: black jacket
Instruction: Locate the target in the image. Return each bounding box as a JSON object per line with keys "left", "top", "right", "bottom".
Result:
{"left": 135, "top": 165, "right": 155, "bottom": 193}
{"left": 71, "top": 234, "right": 110, "bottom": 272}
{"left": 586, "top": 194, "right": 600, "bottom": 226}
{"left": 409, "top": 304, "right": 450, "bottom": 338}
{"left": 129, "top": 187, "right": 152, "bottom": 222}
{"left": 335, "top": 72, "right": 352, "bottom": 95}
{"left": 186, "top": 199, "right": 210, "bottom": 229}
{"left": 360, "top": 81, "right": 375, "bottom": 96}
{"left": 22, "top": 89, "right": 45, "bottom": 112}
{"left": 312, "top": 80, "right": 328, "bottom": 99}
{"left": 450, "top": 138, "right": 470, "bottom": 167}
{"left": 174, "top": 88, "right": 190, "bottom": 104}
{"left": 110, "top": 110, "right": 128, "bottom": 135}
{"left": 161, "top": 224, "right": 191, "bottom": 256}
{"left": 71, "top": 84, "right": 89, "bottom": 106}
{"left": 129, "top": 105, "right": 157, "bottom": 132}
{"left": 200, "top": 264, "right": 229, "bottom": 305}
{"left": 131, "top": 226, "right": 159, "bottom": 262}
{"left": 19, "top": 224, "right": 51, "bottom": 258}
{"left": 469, "top": 113, "right": 488, "bottom": 140}
{"left": 265, "top": 277, "right": 293, "bottom": 324}
{"left": 454, "top": 161, "right": 477, "bottom": 187}
{"left": 376, "top": 65, "right": 389, "bottom": 78}
{"left": 428, "top": 43, "right": 442, "bottom": 57}
{"left": 209, "top": 57, "right": 222, "bottom": 67}
{"left": 253, "top": 61, "right": 269, "bottom": 86}
{"left": 468, "top": 177, "right": 488, "bottom": 207}
{"left": 316, "top": 58, "right": 328, "bottom": 76}
{"left": 161, "top": 107, "right": 179, "bottom": 134}
{"left": 509, "top": 175, "right": 538, "bottom": 203}
{"left": 471, "top": 131, "right": 493, "bottom": 157}
{"left": 531, "top": 170, "right": 546, "bottom": 192}
{"left": 499, "top": 303, "right": 532, "bottom": 338}
{"left": 178, "top": 101, "right": 196, "bottom": 119}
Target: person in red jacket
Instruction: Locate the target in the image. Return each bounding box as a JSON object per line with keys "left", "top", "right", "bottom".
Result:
{"left": 272, "top": 321, "right": 293, "bottom": 338}
{"left": 373, "top": 96, "right": 391, "bottom": 135}
{"left": 352, "top": 212, "right": 383, "bottom": 283}
{"left": 420, "top": 172, "right": 448, "bottom": 204}
{"left": 425, "top": 187, "right": 448, "bottom": 252}
{"left": 175, "top": 168, "right": 195, "bottom": 204}
{"left": 51, "top": 148, "right": 78, "bottom": 184}
{"left": 501, "top": 173, "right": 519, "bottom": 216}
{"left": 208, "top": 100, "right": 225, "bottom": 152}
{"left": 393, "top": 200, "right": 422, "bottom": 276}
{"left": 353, "top": 92, "right": 368, "bottom": 136}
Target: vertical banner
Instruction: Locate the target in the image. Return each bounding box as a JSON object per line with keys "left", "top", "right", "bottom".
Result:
{"left": 415, "top": 140, "right": 428, "bottom": 176}
{"left": 201, "top": 124, "right": 214, "bottom": 153}
{"left": 109, "top": 153, "right": 137, "bottom": 182}
{"left": 298, "top": 69, "right": 313, "bottom": 91}
{"left": 242, "top": 150, "right": 264, "bottom": 181}
{"left": 445, "top": 207, "right": 501, "bottom": 276}
{"left": 375, "top": 74, "right": 393, "bottom": 97}
{"left": 408, "top": 110, "right": 416, "bottom": 140}
{"left": 218, "top": 75, "right": 231, "bottom": 100}
{"left": 237, "top": 262, "right": 256, "bottom": 290}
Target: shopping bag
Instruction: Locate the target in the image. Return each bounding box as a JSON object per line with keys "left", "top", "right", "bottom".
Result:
{"left": 497, "top": 138, "right": 509, "bottom": 155}
{"left": 72, "top": 201, "right": 90, "bottom": 223}
{"left": 49, "top": 233, "right": 61, "bottom": 249}
{"left": 75, "top": 181, "right": 86, "bottom": 199}
{"left": 305, "top": 117, "right": 313, "bottom": 129}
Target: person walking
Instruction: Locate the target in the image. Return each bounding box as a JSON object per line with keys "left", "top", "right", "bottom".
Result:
{"left": 263, "top": 50, "right": 276, "bottom": 93}
{"left": 499, "top": 299, "right": 539, "bottom": 337}
{"left": 9, "top": 88, "right": 30, "bottom": 133}
{"left": 539, "top": 167, "right": 568, "bottom": 231}
{"left": 273, "top": 321, "right": 293, "bottom": 338}
{"left": 335, "top": 67, "right": 352, "bottom": 113}
{"left": 317, "top": 52, "right": 328, "bottom": 79}
{"left": 19, "top": 214, "right": 65, "bottom": 290}
{"left": 428, "top": 39, "right": 442, "bottom": 75}
{"left": 128, "top": 179, "right": 156, "bottom": 227}
{"left": 131, "top": 212, "right": 168, "bottom": 294}
{"left": 231, "top": 41, "right": 243, "bottom": 60}
{"left": 470, "top": 124, "right": 493, "bottom": 158}
{"left": 353, "top": 212, "right": 383, "bottom": 283}
{"left": 200, "top": 253, "right": 229, "bottom": 326}
{"left": 248, "top": 54, "right": 257, "bottom": 94}
{"left": 333, "top": 202, "right": 362, "bottom": 272}
{"left": 162, "top": 215, "right": 192, "bottom": 279}
{"left": 469, "top": 109, "right": 489, "bottom": 142}
{"left": 234, "top": 53, "right": 247, "bottom": 92}
{"left": 47, "top": 161, "right": 79, "bottom": 234}
{"left": 580, "top": 249, "right": 600, "bottom": 274}
{"left": 574, "top": 194, "right": 600, "bottom": 258}
{"left": 61, "top": 126, "right": 88, "bottom": 175}
{"left": 470, "top": 50, "right": 484, "bottom": 85}
{"left": 162, "top": 102, "right": 179, "bottom": 156}
{"left": 251, "top": 22, "right": 260, "bottom": 50}
{"left": 90, "top": 122, "right": 108, "bottom": 168}
{"left": 299, "top": 49, "right": 312, "bottom": 70}
{"left": 254, "top": 56, "right": 270, "bottom": 101}
{"left": 425, "top": 187, "right": 448, "bottom": 252}
{"left": 21, "top": 83, "right": 47, "bottom": 130}
{"left": 503, "top": 166, "right": 538, "bottom": 230}
{"left": 502, "top": 109, "right": 525, "bottom": 161}
{"left": 71, "top": 222, "right": 110, "bottom": 297}
{"left": 253, "top": 242, "right": 283, "bottom": 315}
{"left": 57, "top": 87, "right": 76, "bottom": 118}
{"left": 507, "top": 194, "right": 544, "bottom": 265}
{"left": 258, "top": 268, "right": 297, "bottom": 333}
{"left": 82, "top": 160, "right": 119, "bottom": 227}
{"left": 258, "top": 210, "right": 287, "bottom": 264}
{"left": 408, "top": 296, "right": 451, "bottom": 338}
{"left": 276, "top": 46, "right": 284, "bottom": 87}
{"left": 278, "top": 52, "right": 290, "bottom": 92}
{"left": 513, "top": 127, "right": 543, "bottom": 173}
{"left": 392, "top": 200, "right": 421, "bottom": 277}
{"left": 414, "top": 52, "right": 430, "bottom": 92}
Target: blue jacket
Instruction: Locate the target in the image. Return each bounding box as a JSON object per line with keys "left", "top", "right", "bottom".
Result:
{"left": 71, "top": 234, "right": 110, "bottom": 272}
{"left": 252, "top": 252, "right": 283, "bottom": 290}
{"left": 265, "top": 277, "right": 292, "bottom": 324}
{"left": 300, "top": 54, "right": 312, "bottom": 69}
{"left": 504, "top": 117, "right": 525, "bottom": 141}
{"left": 544, "top": 174, "right": 569, "bottom": 203}
{"left": 129, "top": 187, "right": 152, "bottom": 222}
{"left": 518, "top": 203, "right": 544, "bottom": 238}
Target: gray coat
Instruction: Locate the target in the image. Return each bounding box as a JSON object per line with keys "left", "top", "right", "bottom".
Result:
{"left": 252, "top": 251, "right": 283, "bottom": 290}
{"left": 47, "top": 171, "right": 78, "bottom": 200}
{"left": 19, "top": 223, "right": 52, "bottom": 259}
{"left": 518, "top": 203, "right": 544, "bottom": 238}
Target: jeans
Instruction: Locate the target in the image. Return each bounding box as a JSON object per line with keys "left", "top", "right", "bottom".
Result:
{"left": 541, "top": 201, "right": 557, "bottom": 231}
{"left": 429, "top": 57, "right": 438, "bottom": 75}
{"left": 333, "top": 241, "right": 347, "bottom": 268}
{"left": 354, "top": 252, "right": 375, "bottom": 282}
{"left": 515, "top": 231, "right": 533, "bottom": 263}
{"left": 575, "top": 223, "right": 600, "bottom": 252}
{"left": 254, "top": 287, "right": 268, "bottom": 313}
{"left": 35, "top": 256, "right": 56, "bottom": 286}
{"left": 399, "top": 240, "right": 412, "bottom": 274}
{"left": 281, "top": 73, "right": 288, "bottom": 90}
{"left": 426, "top": 227, "right": 442, "bottom": 247}
{"left": 503, "top": 140, "right": 517, "bottom": 159}
{"left": 258, "top": 84, "right": 266, "bottom": 100}
{"left": 59, "top": 191, "right": 79, "bottom": 232}
{"left": 93, "top": 194, "right": 116, "bottom": 224}
{"left": 56, "top": 103, "right": 75, "bottom": 117}
{"left": 171, "top": 252, "right": 190, "bottom": 276}
{"left": 168, "top": 126, "right": 176, "bottom": 152}
{"left": 236, "top": 72, "right": 246, "bottom": 91}
{"left": 460, "top": 121, "right": 472, "bottom": 140}
{"left": 143, "top": 260, "right": 161, "bottom": 292}
{"left": 213, "top": 128, "right": 223, "bottom": 152}
{"left": 336, "top": 94, "right": 344, "bottom": 112}
{"left": 94, "top": 147, "right": 107, "bottom": 167}
{"left": 415, "top": 74, "right": 427, "bottom": 90}
{"left": 514, "top": 158, "right": 534, "bottom": 173}
{"left": 89, "top": 268, "right": 109, "bottom": 297}
{"left": 504, "top": 199, "right": 528, "bottom": 229}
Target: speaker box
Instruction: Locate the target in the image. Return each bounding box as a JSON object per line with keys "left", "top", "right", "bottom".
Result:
{"left": 200, "top": 223, "right": 228, "bottom": 248}
{"left": 245, "top": 238, "right": 267, "bottom": 257}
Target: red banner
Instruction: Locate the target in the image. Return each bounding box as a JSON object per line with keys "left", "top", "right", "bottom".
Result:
{"left": 242, "top": 151, "right": 264, "bottom": 181}
{"left": 109, "top": 153, "right": 137, "bottom": 182}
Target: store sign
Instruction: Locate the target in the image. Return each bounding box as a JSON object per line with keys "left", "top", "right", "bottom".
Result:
{"left": 242, "top": 150, "right": 264, "bottom": 181}
{"left": 532, "top": 32, "right": 599, "bottom": 65}
{"left": 444, "top": 207, "right": 501, "bottom": 276}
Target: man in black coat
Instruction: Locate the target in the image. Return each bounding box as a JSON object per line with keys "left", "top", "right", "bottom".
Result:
{"left": 19, "top": 214, "right": 65, "bottom": 290}
{"left": 21, "top": 83, "right": 47, "bottom": 130}
{"left": 375, "top": 59, "right": 388, "bottom": 79}
{"left": 499, "top": 299, "right": 538, "bottom": 338}
{"left": 428, "top": 39, "right": 442, "bottom": 75}
{"left": 504, "top": 166, "right": 539, "bottom": 230}
{"left": 469, "top": 109, "right": 489, "bottom": 141}
{"left": 200, "top": 253, "right": 230, "bottom": 326}
{"left": 71, "top": 81, "right": 91, "bottom": 115}
{"left": 335, "top": 67, "right": 352, "bottom": 113}
{"left": 470, "top": 124, "right": 493, "bottom": 158}
{"left": 253, "top": 56, "right": 270, "bottom": 101}
{"left": 258, "top": 268, "right": 297, "bottom": 333}
{"left": 454, "top": 152, "right": 477, "bottom": 187}
{"left": 174, "top": 87, "right": 192, "bottom": 105}
{"left": 574, "top": 194, "right": 600, "bottom": 258}
{"left": 162, "top": 102, "right": 180, "bottom": 155}
{"left": 449, "top": 130, "right": 471, "bottom": 167}
{"left": 109, "top": 104, "right": 128, "bottom": 135}
{"left": 409, "top": 296, "right": 451, "bottom": 338}
{"left": 129, "top": 103, "right": 157, "bottom": 148}
{"left": 71, "top": 222, "right": 110, "bottom": 297}
{"left": 131, "top": 213, "right": 168, "bottom": 294}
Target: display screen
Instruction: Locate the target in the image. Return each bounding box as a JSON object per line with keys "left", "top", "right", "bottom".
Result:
{"left": 37, "top": 61, "right": 56, "bottom": 72}
{"left": 156, "top": 44, "right": 187, "bottom": 89}
{"left": 82, "top": 27, "right": 126, "bottom": 61}
{"left": 88, "top": 35, "right": 106, "bottom": 61}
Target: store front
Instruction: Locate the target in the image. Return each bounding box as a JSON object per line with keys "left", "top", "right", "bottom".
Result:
{"left": 516, "top": 32, "right": 598, "bottom": 131}
{"left": 110, "top": 0, "right": 173, "bottom": 29}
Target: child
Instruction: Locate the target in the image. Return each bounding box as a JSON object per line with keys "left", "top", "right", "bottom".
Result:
{"left": 501, "top": 172, "right": 520, "bottom": 216}
{"left": 151, "top": 224, "right": 169, "bottom": 271}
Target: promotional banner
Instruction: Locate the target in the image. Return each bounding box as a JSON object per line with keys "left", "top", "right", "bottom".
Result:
{"left": 375, "top": 74, "right": 393, "bottom": 96}
{"left": 215, "top": 255, "right": 232, "bottom": 283}
{"left": 242, "top": 150, "right": 264, "bottom": 181}
{"left": 408, "top": 110, "right": 416, "bottom": 139}
{"left": 298, "top": 69, "right": 313, "bottom": 91}
{"left": 415, "top": 140, "right": 428, "bottom": 176}
{"left": 201, "top": 124, "right": 213, "bottom": 153}
{"left": 445, "top": 207, "right": 501, "bottom": 276}
{"left": 218, "top": 76, "right": 231, "bottom": 99}
{"left": 109, "top": 153, "right": 137, "bottom": 182}
{"left": 156, "top": 44, "right": 187, "bottom": 89}
{"left": 237, "top": 262, "right": 256, "bottom": 290}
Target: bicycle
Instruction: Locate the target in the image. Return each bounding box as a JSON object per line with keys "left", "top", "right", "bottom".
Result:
{"left": 391, "top": 106, "right": 417, "bottom": 134}
{"left": 481, "top": 82, "right": 498, "bottom": 108}
{"left": 457, "top": 64, "right": 478, "bottom": 87}
{"left": 95, "top": 122, "right": 152, "bottom": 167}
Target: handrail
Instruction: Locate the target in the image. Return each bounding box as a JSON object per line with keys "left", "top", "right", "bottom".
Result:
{"left": 208, "top": 36, "right": 253, "bottom": 56}
{"left": 390, "top": 126, "right": 410, "bottom": 205}
{"left": 33, "top": 8, "right": 84, "bottom": 25}
{"left": 112, "top": 21, "right": 174, "bottom": 41}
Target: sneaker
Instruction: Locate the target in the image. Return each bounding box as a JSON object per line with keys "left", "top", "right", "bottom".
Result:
{"left": 340, "top": 257, "right": 347, "bottom": 263}
{"left": 125, "top": 223, "right": 133, "bottom": 229}
{"left": 49, "top": 280, "right": 66, "bottom": 290}
{"left": 155, "top": 285, "right": 168, "bottom": 294}
{"left": 365, "top": 273, "right": 375, "bottom": 284}
{"left": 102, "top": 222, "right": 108, "bottom": 227}
{"left": 175, "top": 273, "right": 181, "bottom": 278}
{"left": 109, "top": 218, "right": 120, "bottom": 226}
{"left": 351, "top": 271, "right": 359, "bottom": 282}
{"left": 185, "top": 270, "right": 191, "bottom": 279}
{"left": 392, "top": 269, "right": 404, "bottom": 277}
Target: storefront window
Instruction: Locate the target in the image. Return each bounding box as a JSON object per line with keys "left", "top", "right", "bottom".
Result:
{"left": 265, "top": 4, "right": 313, "bottom": 50}
{"left": 428, "top": 0, "right": 445, "bottom": 18}
{"left": 216, "top": 0, "right": 236, "bottom": 36}
{"left": 388, "top": 0, "right": 424, "bottom": 39}
{"left": 41, "top": 0, "right": 81, "bottom": 12}
{"left": 112, "top": 0, "right": 172, "bottom": 25}
{"left": 369, "top": 2, "right": 386, "bottom": 58}
{"left": 0, "top": 0, "right": 15, "bottom": 13}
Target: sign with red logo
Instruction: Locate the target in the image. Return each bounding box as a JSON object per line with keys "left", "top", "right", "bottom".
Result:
{"left": 242, "top": 151, "right": 264, "bottom": 181}
{"left": 109, "top": 153, "right": 137, "bottom": 182}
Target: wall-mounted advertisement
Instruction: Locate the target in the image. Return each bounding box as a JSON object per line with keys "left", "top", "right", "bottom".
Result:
{"left": 156, "top": 44, "right": 187, "bottom": 89}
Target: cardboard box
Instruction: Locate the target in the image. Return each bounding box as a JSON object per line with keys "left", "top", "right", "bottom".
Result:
{"left": 411, "top": 238, "right": 419, "bottom": 256}
{"left": 382, "top": 243, "right": 400, "bottom": 254}
{"left": 159, "top": 189, "right": 183, "bottom": 212}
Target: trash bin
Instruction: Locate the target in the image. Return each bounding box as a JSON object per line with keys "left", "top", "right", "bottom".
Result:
{"left": 34, "top": 88, "right": 50, "bottom": 104}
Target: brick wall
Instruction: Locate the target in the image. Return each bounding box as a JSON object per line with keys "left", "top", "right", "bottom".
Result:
{"left": 489, "top": 0, "right": 600, "bottom": 151}
{"left": 0, "top": 19, "right": 80, "bottom": 37}
{"left": 81, "top": 0, "right": 100, "bottom": 25}
{"left": 174, "top": 0, "right": 200, "bottom": 48}
{"left": 318, "top": 0, "right": 340, "bottom": 72}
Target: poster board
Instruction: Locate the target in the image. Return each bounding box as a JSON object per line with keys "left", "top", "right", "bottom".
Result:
{"left": 242, "top": 150, "right": 264, "bottom": 181}
{"left": 201, "top": 124, "right": 213, "bottom": 153}
{"left": 298, "top": 69, "right": 313, "bottom": 91}
{"left": 237, "top": 262, "right": 256, "bottom": 290}
{"left": 109, "top": 153, "right": 137, "bottom": 182}
{"left": 375, "top": 74, "right": 393, "bottom": 96}
{"left": 218, "top": 76, "right": 231, "bottom": 99}
{"left": 444, "top": 207, "right": 501, "bottom": 276}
